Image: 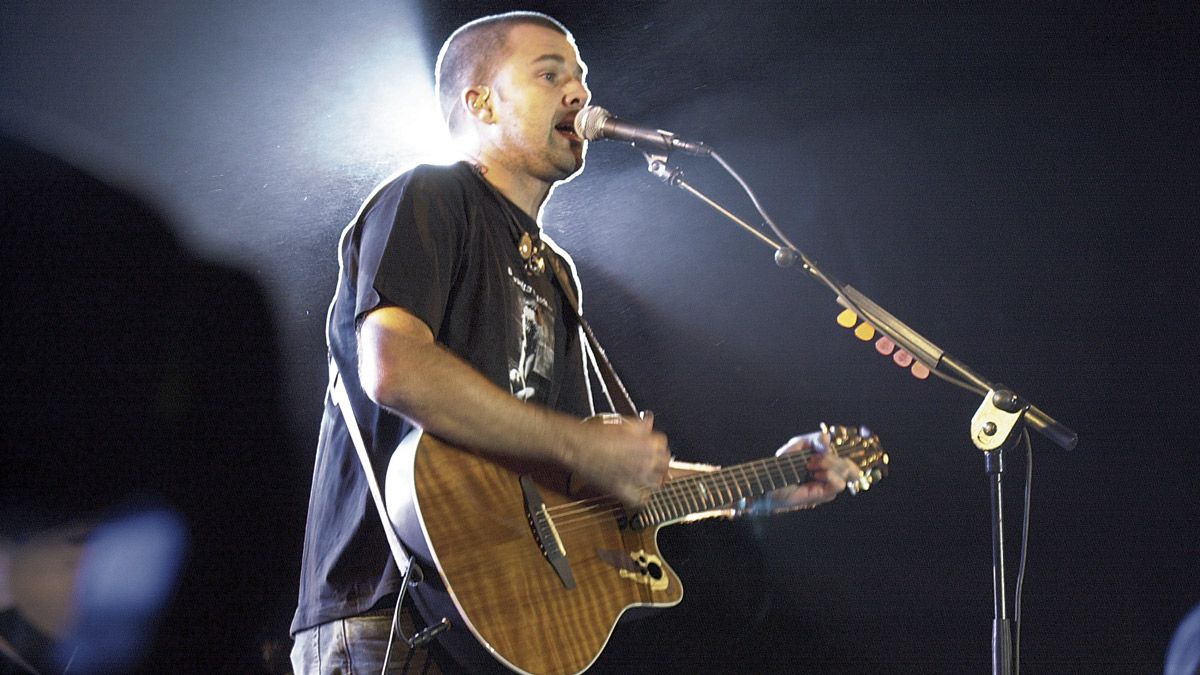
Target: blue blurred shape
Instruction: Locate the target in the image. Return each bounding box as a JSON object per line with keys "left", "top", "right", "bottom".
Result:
{"left": 59, "top": 509, "right": 187, "bottom": 672}
{"left": 1167, "top": 602, "right": 1200, "bottom": 675}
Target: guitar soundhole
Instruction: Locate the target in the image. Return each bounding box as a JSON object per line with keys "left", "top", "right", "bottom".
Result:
{"left": 646, "top": 562, "right": 662, "bottom": 580}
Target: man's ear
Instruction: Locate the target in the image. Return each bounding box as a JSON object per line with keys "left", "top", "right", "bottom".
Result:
{"left": 462, "top": 86, "right": 492, "bottom": 123}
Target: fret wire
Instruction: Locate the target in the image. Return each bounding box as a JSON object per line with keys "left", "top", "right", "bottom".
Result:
{"left": 691, "top": 474, "right": 712, "bottom": 507}
{"left": 723, "top": 466, "right": 743, "bottom": 504}
{"left": 729, "top": 461, "right": 748, "bottom": 499}
{"left": 714, "top": 470, "right": 733, "bottom": 505}
{"left": 782, "top": 451, "right": 801, "bottom": 482}
{"left": 725, "top": 464, "right": 741, "bottom": 501}
{"left": 748, "top": 461, "right": 764, "bottom": 495}
{"left": 778, "top": 457, "right": 793, "bottom": 487}
{"left": 691, "top": 477, "right": 706, "bottom": 511}
{"left": 776, "top": 455, "right": 794, "bottom": 485}
{"left": 754, "top": 461, "right": 771, "bottom": 491}
{"left": 787, "top": 454, "right": 806, "bottom": 484}
{"left": 692, "top": 476, "right": 708, "bottom": 510}
{"left": 684, "top": 480, "right": 698, "bottom": 513}
{"left": 676, "top": 480, "right": 693, "bottom": 515}
{"left": 701, "top": 474, "right": 717, "bottom": 509}
{"left": 746, "top": 460, "right": 771, "bottom": 495}
{"left": 730, "top": 463, "right": 751, "bottom": 500}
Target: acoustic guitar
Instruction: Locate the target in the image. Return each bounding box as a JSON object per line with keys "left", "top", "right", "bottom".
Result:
{"left": 385, "top": 422, "right": 888, "bottom": 675}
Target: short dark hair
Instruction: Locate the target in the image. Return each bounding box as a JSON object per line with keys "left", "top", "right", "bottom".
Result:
{"left": 435, "top": 12, "right": 570, "bottom": 134}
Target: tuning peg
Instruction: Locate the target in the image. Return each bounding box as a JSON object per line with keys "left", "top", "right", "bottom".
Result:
{"left": 847, "top": 473, "right": 873, "bottom": 495}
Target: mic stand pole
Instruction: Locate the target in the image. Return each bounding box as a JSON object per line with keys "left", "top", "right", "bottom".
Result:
{"left": 971, "top": 388, "right": 1029, "bottom": 675}
{"left": 642, "top": 150, "right": 1077, "bottom": 675}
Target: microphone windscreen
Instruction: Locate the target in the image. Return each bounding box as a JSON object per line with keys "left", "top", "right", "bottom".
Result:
{"left": 574, "top": 105, "right": 611, "bottom": 141}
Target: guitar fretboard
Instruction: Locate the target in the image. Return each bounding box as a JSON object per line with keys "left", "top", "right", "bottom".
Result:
{"left": 632, "top": 452, "right": 814, "bottom": 529}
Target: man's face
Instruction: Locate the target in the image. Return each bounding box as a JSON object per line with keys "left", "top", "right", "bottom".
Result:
{"left": 483, "top": 23, "right": 591, "bottom": 184}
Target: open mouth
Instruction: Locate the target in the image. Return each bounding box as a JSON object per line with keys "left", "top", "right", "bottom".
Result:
{"left": 555, "top": 120, "right": 582, "bottom": 143}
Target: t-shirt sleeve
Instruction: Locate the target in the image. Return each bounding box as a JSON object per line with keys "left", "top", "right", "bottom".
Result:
{"left": 352, "top": 168, "right": 466, "bottom": 337}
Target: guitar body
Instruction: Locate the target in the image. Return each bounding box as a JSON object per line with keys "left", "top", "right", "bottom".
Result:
{"left": 385, "top": 423, "right": 887, "bottom": 674}
{"left": 387, "top": 429, "right": 683, "bottom": 675}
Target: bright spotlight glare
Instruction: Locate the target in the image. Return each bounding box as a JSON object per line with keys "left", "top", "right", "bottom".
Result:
{"left": 358, "top": 63, "right": 461, "bottom": 166}
{"left": 304, "top": 17, "right": 461, "bottom": 172}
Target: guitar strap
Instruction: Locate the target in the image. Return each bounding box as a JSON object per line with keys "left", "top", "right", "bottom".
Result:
{"left": 545, "top": 252, "right": 639, "bottom": 417}
{"left": 467, "top": 160, "right": 636, "bottom": 417}
{"left": 328, "top": 359, "right": 412, "bottom": 576}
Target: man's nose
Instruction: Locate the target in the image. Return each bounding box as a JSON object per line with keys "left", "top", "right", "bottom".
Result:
{"left": 564, "top": 80, "right": 589, "bottom": 109}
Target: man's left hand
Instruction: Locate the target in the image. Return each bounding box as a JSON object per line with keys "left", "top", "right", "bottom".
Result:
{"left": 748, "top": 427, "right": 864, "bottom": 514}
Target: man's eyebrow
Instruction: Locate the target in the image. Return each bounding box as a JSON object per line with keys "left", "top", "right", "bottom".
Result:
{"left": 531, "top": 54, "right": 566, "bottom": 65}
{"left": 531, "top": 53, "right": 585, "bottom": 78}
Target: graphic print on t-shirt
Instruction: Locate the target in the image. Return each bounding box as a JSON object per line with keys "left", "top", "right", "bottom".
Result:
{"left": 506, "top": 266, "right": 556, "bottom": 402}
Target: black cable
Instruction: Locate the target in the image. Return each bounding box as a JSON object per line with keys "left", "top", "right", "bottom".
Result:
{"left": 1012, "top": 428, "right": 1033, "bottom": 675}
{"left": 380, "top": 558, "right": 423, "bottom": 675}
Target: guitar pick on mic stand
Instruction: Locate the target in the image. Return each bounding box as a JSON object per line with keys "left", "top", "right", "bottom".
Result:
{"left": 615, "top": 129, "right": 1077, "bottom": 675}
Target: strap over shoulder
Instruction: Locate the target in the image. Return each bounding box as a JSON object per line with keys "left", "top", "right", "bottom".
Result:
{"left": 544, "top": 252, "right": 639, "bottom": 417}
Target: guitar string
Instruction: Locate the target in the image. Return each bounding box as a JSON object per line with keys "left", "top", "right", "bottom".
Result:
{"left": 546, "top": 447, "right": 831, "bottom": 527}
{"left": 544, "top": 439, "right": 877, "bottom": 533}
{"left": 542, "top": 445, "right": 825, "bottom": 516}
{"left": 547, "top": 461, "right": 806, "bottom": 530}
{"left": 543, "top": 450, "right": 815, "bottom": 524}
{"left": 544, "top": 440, "right": 864, "bottom": 520}
{"left": 545, "top": 452, "right": 827, "bottom": 533}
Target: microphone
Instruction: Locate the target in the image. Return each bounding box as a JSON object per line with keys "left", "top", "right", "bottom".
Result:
{"left": 574, "top": 105, "right": 711, "bottom": 156}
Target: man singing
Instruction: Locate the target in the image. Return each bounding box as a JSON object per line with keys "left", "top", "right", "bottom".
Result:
{"left": 291, "top": 12, "right": 861, "bottom": 674}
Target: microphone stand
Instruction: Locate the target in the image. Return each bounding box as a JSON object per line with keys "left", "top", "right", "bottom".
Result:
{"left": 640, "top": 150, "right": 1078, "bottom": 675}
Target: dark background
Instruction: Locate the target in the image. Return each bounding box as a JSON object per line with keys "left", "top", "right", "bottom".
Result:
{"left": 3, "top": 1, "right": 1197, "bottom": 672}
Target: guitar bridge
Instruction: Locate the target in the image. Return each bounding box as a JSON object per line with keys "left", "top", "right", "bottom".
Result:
{"left": 520, "top": 475, "right": 576, "bottom": 589}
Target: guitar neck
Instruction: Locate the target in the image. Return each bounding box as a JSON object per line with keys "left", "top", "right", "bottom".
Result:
{"left": 633, "top": 452, "right": 813, "bottom": 529}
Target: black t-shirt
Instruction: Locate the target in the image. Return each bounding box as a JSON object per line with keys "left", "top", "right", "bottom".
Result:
{"left": 291, "top": 161, "right": 592, "bottom": 635}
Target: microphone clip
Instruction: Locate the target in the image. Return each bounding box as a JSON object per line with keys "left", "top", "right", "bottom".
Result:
{"left": 643, "top": 152, "right": 685, "bottom": 187}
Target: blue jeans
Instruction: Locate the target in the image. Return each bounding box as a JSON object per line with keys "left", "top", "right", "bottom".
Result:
{"left": 290, "top": 608, "right": 445, "bottom": 675}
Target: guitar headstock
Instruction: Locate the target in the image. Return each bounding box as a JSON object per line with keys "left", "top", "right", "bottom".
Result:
{"left": 823, "top": 423, "right": 889, "bottom": 495}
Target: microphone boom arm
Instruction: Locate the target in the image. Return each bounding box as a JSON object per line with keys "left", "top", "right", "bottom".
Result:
{"left": 639, "top": 150, "right": 1077, "bottom": 452}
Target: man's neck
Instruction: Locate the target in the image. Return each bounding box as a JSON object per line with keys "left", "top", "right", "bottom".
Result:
{"left": 470, "top": 153, "right": 550, "bottom": 221}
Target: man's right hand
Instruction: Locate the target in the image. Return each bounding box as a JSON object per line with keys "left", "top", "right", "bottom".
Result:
{"left": 361, "top": 306, "right": 670, "bottom": 512}
{"left": 561, "top": 415, "right": 670, "bottom": 511}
